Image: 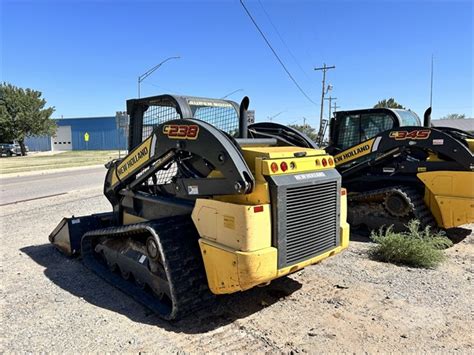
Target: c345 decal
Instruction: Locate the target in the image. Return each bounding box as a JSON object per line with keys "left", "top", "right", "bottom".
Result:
{"left": 163, "top": 124, "right": 199, "bottom": 139}
{"left": 389, "top": 129, "right": 431, "bottom": 140}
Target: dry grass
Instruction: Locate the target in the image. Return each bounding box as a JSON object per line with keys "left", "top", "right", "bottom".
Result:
{"left": 369, "top": 220, "right": 453, "bottom": 268}
{"left": 0, "top": 150, "right": 121, "bottom": 174}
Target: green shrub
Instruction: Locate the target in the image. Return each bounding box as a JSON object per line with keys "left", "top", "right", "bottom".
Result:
{"left": 369, "top": 220, "right": 453, "bottom": 268}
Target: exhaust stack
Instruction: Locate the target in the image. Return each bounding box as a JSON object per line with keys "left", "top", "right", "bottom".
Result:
{"left": 239, "top": 96, "right": 250, "bottom": 138}
{"left": 423, "top": 107, "right": 432, "bottom": 127}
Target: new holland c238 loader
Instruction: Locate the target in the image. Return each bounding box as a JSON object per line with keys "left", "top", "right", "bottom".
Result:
{"left": 49, "top": 94, "right": 349, "bottom": 320}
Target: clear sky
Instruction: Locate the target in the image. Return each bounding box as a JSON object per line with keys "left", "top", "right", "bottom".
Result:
{"left": 1, "top": 0, "right": 473, "bottom": 126}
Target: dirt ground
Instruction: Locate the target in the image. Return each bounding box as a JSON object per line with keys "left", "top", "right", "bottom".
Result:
{"left": 0, "top": 188, "right": 472, "bottom": 353}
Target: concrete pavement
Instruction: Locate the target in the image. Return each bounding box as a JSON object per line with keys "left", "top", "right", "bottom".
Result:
{"left": 0, "top": 165, "right": 107, "bottom": 205}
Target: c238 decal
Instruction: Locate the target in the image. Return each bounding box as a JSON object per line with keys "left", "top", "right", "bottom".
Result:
{"left": 162, "top": 124, "right": 199, "bottom": 139}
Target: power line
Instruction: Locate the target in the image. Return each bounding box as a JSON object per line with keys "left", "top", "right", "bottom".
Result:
{"left": 256, "top": 0, "right": 312, "bottom": 82}
{"left": 240, "top": 0, "right": 317, "bottom": 106}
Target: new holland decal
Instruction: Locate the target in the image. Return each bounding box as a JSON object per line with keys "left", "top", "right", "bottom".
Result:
{"left": 334, "top": 138, "right": 376, "bottom": 165}
{"left": 115, "top": 135, "right": 153, "bottom": 181}
{"left": 163, "top": 124, "right": 199, "bottom": 139}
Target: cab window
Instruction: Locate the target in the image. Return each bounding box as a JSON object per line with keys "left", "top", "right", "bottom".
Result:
{"left": 393, "top": 109, "right": 421, "bottom": 126}
{"left": 336, "top": 113, "right": 395, "bottom": 150}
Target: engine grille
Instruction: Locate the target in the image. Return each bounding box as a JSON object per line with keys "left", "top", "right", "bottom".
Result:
{"left": 285, "top": 181, "right": 339, "bottom": 266}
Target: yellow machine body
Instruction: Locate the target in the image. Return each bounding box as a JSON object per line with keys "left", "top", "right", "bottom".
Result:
{"left": 191, "top": 146, "right": 349, "bottom": 294}
{"left": 418, "top": 171, "right": 474, "bottom": 228}
{"left": 466, "top": 138, "right": 474, "bottom": 152}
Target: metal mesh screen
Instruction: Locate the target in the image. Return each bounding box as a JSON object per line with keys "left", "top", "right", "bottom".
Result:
{"left": 141, "top": 103, "right": 239, "bottom": 140}
{"left": 154, "top": 162, "right": 177, "bottom": 185}
{"left": 337, "top": 114, "right": 360, "bottom": 150}
{"left": 137, "top": 161, "right": 178, "bottom": 190}
{"left": 191, "top": 106, "right": 239, "bottom": 136}
{"left": 337, "top": 113, "right": 394, "bottom": 150}
{"left": 142, "top": 105, "right": 181, "bottom": 141}
{"left": 360, "top": 113, "right": 394, "bottom": 140}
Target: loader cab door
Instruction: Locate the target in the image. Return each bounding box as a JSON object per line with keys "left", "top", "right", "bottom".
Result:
{"left": 329, "top": 109, "right": 400, "bottom": 153}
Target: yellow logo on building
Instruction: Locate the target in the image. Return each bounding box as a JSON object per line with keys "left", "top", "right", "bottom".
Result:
{"left": 84, "top": 132, "right": 90, "bottom": 142}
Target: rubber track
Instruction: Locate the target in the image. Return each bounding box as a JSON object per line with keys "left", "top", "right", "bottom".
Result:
{"left": 81, "top": 215, "right": 215, "bottom": 320}
{"left": 348, "top": 185, "right": 437, "bottom": 230}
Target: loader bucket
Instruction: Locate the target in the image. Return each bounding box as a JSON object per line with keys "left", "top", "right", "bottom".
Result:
{"left": 49, "top": 213, "right": 113, "bottom": 256}
{"left": 418, "top": 171, "right": 474, "bottom": 229}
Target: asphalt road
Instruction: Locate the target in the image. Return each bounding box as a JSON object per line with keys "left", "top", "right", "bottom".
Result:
{"left": 0, "top": 166, "right": 107, "bottom": 206}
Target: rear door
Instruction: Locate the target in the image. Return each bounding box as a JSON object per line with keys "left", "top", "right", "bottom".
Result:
{"left": 52, "top": 125, "right": 72, "bottom": 151}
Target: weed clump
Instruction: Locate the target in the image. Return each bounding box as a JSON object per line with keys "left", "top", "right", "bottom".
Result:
{"left": 369, "top": 220, "right": 453, "bottom": 268}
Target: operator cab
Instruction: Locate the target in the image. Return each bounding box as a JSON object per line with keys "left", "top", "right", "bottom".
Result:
{"left": 327, "top": 108, "right": 421, "bottom": 154}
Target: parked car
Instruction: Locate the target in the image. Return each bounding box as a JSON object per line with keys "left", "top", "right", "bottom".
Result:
{"left": 0, "top": 143, "right": 28, "bottom": 157}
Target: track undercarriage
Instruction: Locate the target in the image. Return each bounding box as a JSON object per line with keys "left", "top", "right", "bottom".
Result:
{"left": 348, "top": 185, "right": 437, "bottom": 232}
{"left": 81, "top": 216, "right": 214, "bottom": 320}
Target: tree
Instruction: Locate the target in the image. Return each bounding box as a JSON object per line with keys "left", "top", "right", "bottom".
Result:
{"left": 439, "top": 113, "right": 466, "bottom": 120}
{"left": 288, "top": 124, "right": 318, "bottom": 141}
{"left": 373, "top": 98, "right": 405, "bottom": 109}
{"left": 0, "top": 83, "right": 56, "bottom": 155}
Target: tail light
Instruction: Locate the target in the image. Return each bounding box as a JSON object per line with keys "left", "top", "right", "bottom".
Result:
{"left": 341, "top": 188, "right": 347, "bottom": 196}
{"left": 328, "top": 157, "right": 334, "bottom": 166}
{"left": 271, "top": 162, "right": 278, "bottom": 173}
{"left": 253, "top": 205, "right": 264, "bottom": 213}
{"left": 322, "top": 158, "right": 327, "bottom": 167}
{"left": 315, "top": 159, "right": 320, "bottom": 166}
{"left": 280, "top": 161, "right": 288, "bottom": 172}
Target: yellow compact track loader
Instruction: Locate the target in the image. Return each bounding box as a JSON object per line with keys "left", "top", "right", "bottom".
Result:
{"left": 50, "top": 95, "right": 349, "bottom": 319}
{"left": 324, "top": 107, "right": 474, "bottom": 232}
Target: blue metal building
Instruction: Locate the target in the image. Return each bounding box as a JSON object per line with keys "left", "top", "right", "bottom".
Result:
{"left": 25, "top": 135, "right": 52, "bottom": 151}
{"left": 25, "top": 116, "right": 127, "bottom": 151}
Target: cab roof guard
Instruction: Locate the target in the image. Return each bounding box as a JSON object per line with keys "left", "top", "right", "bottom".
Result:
{"left": 127, "top": 94, "right": 242, "bottom": 150}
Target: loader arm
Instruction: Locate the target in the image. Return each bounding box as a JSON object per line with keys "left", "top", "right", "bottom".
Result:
{"left": 104, "top": 118, "right": 255, "bottom": 208}
{"left": 332, "top": 127, "right": 474, "bottom": 178}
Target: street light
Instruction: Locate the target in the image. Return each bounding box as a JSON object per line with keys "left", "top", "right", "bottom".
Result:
{"left": 138, "top": 56, "right": 180, "bottom": 98}
{"left": 221, "top": 88, "right": 243, "bottom": 99}
{"left": 267, "top": 110, "right": 285, "bottom": 122}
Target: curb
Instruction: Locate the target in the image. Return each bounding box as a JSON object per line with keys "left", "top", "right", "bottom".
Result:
{"left": 0, "top": 164, "right": 107, "bottom": 179}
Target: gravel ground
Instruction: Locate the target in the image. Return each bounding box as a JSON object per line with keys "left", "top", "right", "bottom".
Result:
{"left": 0, "top": 187, "right": 472, "bottom": 353}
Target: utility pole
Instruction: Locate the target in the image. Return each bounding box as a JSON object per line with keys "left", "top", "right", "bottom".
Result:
{"left": 325, "top": 96, "right": 337, "bottom": 119}
{"left": 314, "top": 63, "right": 335, "bottom": 134}
{"left": 333, "top": 101, "right": 340, "bottom": 115}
